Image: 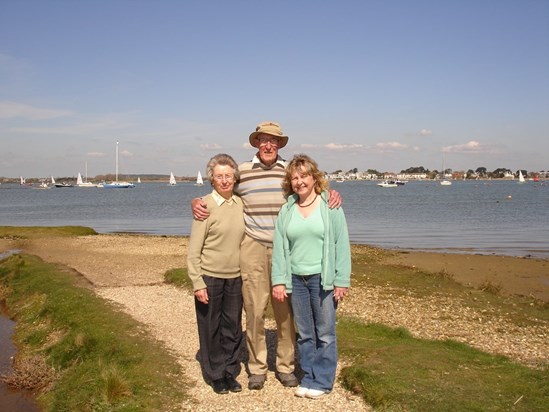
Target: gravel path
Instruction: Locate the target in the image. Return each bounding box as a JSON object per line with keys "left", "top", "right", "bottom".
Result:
{"left": 97, "top": 285, "right": 367, "bottom": 411}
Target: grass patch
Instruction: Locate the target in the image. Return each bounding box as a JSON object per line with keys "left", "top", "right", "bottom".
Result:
{"left": 338, "top": 320, "right": 549, "bottom": 411}
{"left": 0, "top": 226, "right": 97, "bottom": 239}
{"left": 164, "top": 267, "right": 192, "bottom": 289}
{"left": 0, "top": 254, "right": 188, "bottom": 411}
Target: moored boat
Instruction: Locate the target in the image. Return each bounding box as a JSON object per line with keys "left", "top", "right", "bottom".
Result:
{"left": 377, "top": 180, "right": 398, "bottom": 188}
{"left": 100, "top": 141, "right": 135, "bottom": 188}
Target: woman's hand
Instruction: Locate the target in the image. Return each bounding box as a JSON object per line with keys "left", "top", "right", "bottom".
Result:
{"left": 333, "top": 287, "right": 348, "bottom": 302}
{"left": 191, "top": 198, "right": 209, "bottom": 220}
{"left": 272, "top": 285, "right": 288, "bottom": 302}
{"left": 194, "top": 288, "right": 209, "bottom": 304}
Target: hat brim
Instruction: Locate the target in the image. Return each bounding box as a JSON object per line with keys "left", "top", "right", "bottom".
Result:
{"left": 249, "top": 132, "right": 288, "bottom": 149}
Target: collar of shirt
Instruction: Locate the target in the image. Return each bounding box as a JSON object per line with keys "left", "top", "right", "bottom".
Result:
{"left": 211, "top": 189, "right": 239, "bottom": 206}
{"left": 251, "top": 154, "right": 286, "bottom": 168}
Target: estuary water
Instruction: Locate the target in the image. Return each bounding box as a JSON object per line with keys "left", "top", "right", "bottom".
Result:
{"left": 1, "top": 180, "right": 548, "bottom": 258}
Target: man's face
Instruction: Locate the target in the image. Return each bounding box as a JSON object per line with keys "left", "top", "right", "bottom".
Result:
{"left": 256, "top": 134, "right": 280, "bottom": 166}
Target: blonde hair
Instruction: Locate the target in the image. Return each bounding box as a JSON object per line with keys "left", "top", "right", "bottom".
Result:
{"left": 282, "top": 154, "right": 329, "bottom": 198}
{"left": 206, "top": 153, "right": 240, "bottom": 185}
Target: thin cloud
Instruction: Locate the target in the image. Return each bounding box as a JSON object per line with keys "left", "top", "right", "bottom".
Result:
{"left": 87, "top": 152, "right": 106, "bottom": 158}
{"left": 443, "top": 140, "right": 500, "bottom": 154}
{"left": 374, "top": 142, "right": 409, "bottom": 151}
{"left": 120, "top": 150, "right": 133, "bottom": 157}
{"left": 10, "top": 113, "right": 136, "bottom": 135}
{"left": 200, "top": 143, "right": 222, "bottom": 150}
{"left": 325, "top": 143, "right": 364, "bottom": 150}
{"left": 418, "top": 128, "right": 432, "bottom": 136}
{"left": 0, "top": 101, "right": 72, "bottom": 120}
{"left": 297, "top": 143, "right": 364, "bottom": 150}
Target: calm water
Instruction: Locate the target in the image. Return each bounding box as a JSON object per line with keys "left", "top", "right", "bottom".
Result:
{"left": 1, "top": 180, "right": 548, "bottom": 258}
{"left": 0, "top": 310, "right": 41, "bottom": 412}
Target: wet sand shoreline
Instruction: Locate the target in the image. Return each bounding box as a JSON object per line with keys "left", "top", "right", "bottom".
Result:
{"left": 384, "top": 249, "right": 549, "bottom": 302}
{"left": 1, "top": 235, "right": 548, "bottom": 302}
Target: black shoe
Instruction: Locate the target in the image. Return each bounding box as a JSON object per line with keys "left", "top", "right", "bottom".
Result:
{"left": 225, "top": 376, "right": 242, "bottom": 392}
{"left": 212, "top": 378, "right": 229, "bottom": 394}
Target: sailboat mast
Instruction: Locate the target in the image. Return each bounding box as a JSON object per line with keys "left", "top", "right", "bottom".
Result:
{"left": 115, "top": 141, "right": 119, "bottom": 182}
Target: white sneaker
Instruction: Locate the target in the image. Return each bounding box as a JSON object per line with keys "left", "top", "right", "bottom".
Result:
{"left": 295, "top": 386, "right": 309, "bottom": 397}
{"left": 305, "top": 389, "right": 326, "bottom": 399}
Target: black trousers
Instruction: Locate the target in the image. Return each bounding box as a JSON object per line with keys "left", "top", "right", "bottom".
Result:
{"left": 195, "top": 275, "right": 243, "bottom": 382}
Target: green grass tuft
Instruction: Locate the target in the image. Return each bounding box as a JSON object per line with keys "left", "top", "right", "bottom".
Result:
{"left": 0, "top": 226, "right": 97, "bottom": 239}
{"left": 164, "top": 267, "right": 192, "bottom": 289}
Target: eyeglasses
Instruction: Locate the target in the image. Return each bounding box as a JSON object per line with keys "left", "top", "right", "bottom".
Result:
{"left": 258, "top": 137, "right": 280, "bottom": 147}
{"left": 213, "top": 174, "right": 235, "bottom": 182}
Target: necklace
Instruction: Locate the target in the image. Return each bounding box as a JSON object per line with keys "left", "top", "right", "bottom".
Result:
{"left": 298, "top": 194, "right": 318, "bottom": 208}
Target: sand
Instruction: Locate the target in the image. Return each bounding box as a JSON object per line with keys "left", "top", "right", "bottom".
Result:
{"left": 384, "top": 250, "right": 549, "bottom": 302}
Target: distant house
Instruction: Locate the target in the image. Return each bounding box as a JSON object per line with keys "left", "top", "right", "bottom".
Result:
{"left": 397, "top": 173, "right": 427, "bottom": 180}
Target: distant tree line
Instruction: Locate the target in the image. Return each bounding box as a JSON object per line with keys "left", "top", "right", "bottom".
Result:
{"left": 328, "top": 166, "right": 546, "bottom": 179}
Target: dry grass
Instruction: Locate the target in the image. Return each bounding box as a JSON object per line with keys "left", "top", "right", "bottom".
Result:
{"left": 1, "top": 354, "right": 57, "bottom": 392}
{"left": 478, "top": 280, "right": 503, "bottom": 295}
{"left": 101, "top": 364, "right": 132, "bottom": 403}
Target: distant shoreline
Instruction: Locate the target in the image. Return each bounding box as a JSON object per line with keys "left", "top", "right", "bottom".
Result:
{"left": 2, "top": 177, "right": 547, "bottom": 184}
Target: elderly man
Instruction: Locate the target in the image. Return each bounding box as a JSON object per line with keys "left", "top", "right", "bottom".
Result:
{"left": 192, "top": 121, "right": 341, "bottom": 390}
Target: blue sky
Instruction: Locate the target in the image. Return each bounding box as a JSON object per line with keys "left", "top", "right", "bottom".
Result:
{"left": 1, "top": 0, "right": 548, "bottom": 178}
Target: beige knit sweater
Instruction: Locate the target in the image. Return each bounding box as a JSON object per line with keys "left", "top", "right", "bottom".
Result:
{"left": 187, "top": 192, "right": 245, "bottom": 291}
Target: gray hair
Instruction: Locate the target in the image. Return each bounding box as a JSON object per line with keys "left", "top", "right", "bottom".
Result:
{"left": 206, "top": 153, "right": 240, "bottom": 185}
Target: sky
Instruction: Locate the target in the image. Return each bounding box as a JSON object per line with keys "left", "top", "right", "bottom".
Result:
{"left": 1, "top": 0, "right": 548, "bottom": 179}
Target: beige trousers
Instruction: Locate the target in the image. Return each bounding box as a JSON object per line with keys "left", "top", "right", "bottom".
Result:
{"left": 241, "top": 233, "right": 295, "bottom": 375}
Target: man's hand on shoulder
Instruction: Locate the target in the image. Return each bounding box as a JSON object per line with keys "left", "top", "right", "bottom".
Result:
{"left": 191, "top": 197, "right": 209, "bottom": 220}
{"left": 327, "top": 189, "right": 342, "bottom": 209}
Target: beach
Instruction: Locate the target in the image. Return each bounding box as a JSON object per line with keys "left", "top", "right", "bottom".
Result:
{"left": 1, "top": 234, "right": 548, "bottom": 410}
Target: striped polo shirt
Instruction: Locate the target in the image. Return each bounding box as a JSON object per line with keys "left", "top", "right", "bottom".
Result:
{"left": 235, "top": 155, "right": 287, "bottom": 246}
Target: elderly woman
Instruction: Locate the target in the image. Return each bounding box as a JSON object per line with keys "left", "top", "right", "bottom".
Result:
{"left": 187, "top": 153, "right": 245, "bottom": 394}
{"left": 271, "top": 154, "right": 351, "bottom": 399}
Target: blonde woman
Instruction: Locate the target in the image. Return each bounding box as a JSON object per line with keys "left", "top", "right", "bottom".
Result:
{"left": 271, "top": 154, "right": 351, "bottom": 399}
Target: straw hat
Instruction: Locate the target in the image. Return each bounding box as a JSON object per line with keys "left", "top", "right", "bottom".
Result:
{"left": 249, "top": 121, "right": 288, "bottom": 148}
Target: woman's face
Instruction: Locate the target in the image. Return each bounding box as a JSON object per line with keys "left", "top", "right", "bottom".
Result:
{"left": 212, "top": 164, "right": 236, "bottom": 199}
{"left": 290, "top": 167, "right": 316, "bottom": 198}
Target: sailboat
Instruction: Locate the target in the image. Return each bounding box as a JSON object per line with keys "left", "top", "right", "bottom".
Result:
{"left": 518, "top": 170, "right": 526, "bottom": 184}
{"left": 168, "top": 172, "right": 177, "bottom": 186}
{"left": 77, "top": 162, "right": 98, "bottom": 187}
{"left": 101, "top": 141, "right": 135, "bottom": 188}
{"left": 440, "top": 154, "right": 452, "bottom": 186}
{"left": 76, "top": 172, "right": 97, "bottom": 188}
{"left": 194, "top": 171, "right": 204, "bottom": 186}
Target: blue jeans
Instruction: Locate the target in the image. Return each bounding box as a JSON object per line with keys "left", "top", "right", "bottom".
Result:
{"left": 291, "top": 274, "right": 337, "bottom": 391}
